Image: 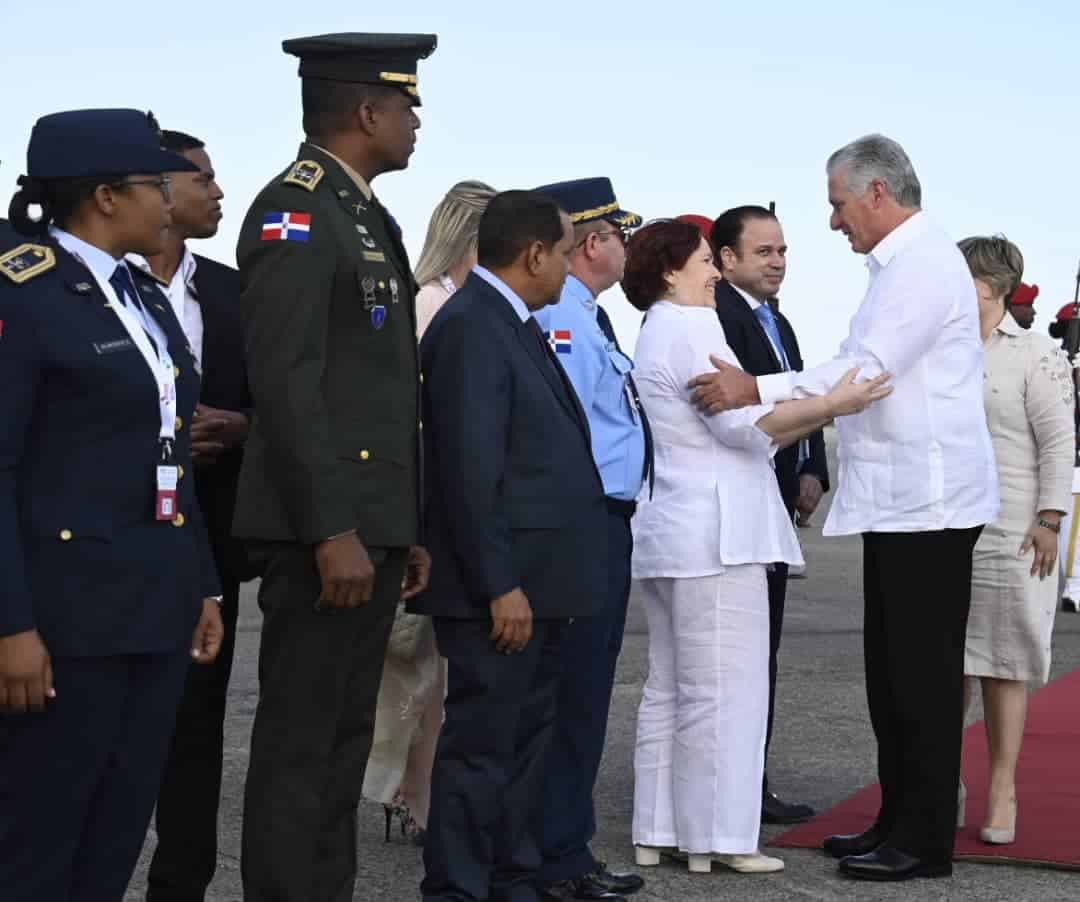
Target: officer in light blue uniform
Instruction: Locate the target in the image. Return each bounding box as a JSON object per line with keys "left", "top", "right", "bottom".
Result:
{"left": 533, "top": 177, "right": 652, "bottom": 902}
{"left": 0, "top": 109, "right": 223, "bottom": 902}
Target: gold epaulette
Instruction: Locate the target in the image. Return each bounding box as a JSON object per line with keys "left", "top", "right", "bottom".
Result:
{"left": 0, "top": 243, "right": 56, "bottom": 284}
{"left": 283, "top": 160, "right": 325, "bottom": 192}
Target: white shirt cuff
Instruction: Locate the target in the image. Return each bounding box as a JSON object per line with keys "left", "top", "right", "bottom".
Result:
{"left": 757, "top": 371, "right": 796, "bottom": 405}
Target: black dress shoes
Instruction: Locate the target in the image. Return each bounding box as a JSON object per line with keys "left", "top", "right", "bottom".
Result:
{"left": 586, "top": 863, "right": 644, "bottom": 895}
{"left": 838, "top": 845, "right": 952, "bottom": 881}
{"left": 542, "top": 879, "right": 625, "bottom": 902}
{"left": 822, "top": 826, "right": 886, "bottom": 859}
{"left": 761, "top": 790, "right": 815, "bottom": 825}
{"left": 543, "top": 864, "right": 644, "bottom": 902}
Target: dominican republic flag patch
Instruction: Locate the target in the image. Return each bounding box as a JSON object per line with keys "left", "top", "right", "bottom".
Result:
{"left": 548, "top": 329, "right": 572, "bottom": 354}
{"left": 261, "top": 212, "right": 312, "bottom": 242}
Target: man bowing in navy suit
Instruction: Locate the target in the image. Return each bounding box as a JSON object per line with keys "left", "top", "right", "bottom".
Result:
{"left": 411, "top": 190, "right": 608, "bottom": 902}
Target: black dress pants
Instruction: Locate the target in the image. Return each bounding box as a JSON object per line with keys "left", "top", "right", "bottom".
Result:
{"left": 862, "top": 527, "right": 982, "bottom": 863}
{"left": 147, "top": 572, "right": 240, "bottom": 902}
{"left": 762, "top": 560, "right": 789, "bottom": 795}
{"left": 423, "top": 617, "right": 566, "bottom": 902}
{"left": 240, "top": 544, "right": 407, "bottom": 902}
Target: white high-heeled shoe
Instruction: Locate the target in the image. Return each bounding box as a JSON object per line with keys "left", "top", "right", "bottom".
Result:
{"left": 979, "top": 798, "right": 1017, "bottom": 845}
{"left": 688, "top": 851, "right": 785, "bottom": 874}
{"left": 633, "top": 845, "right": 667, "bottom": 867}
{"left": 957, "top": 781, "right": 967, "bottom": 829}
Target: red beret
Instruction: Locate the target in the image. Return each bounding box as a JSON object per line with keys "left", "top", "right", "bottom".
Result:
{"left": 1056, "top": 302, "right": 1078, "bottom": 322}
{"left": 1011, "top": 282, "right": 1039, "bottom": 307}
{"left": 676, "top": 214, "right": 714, "bottom": 237}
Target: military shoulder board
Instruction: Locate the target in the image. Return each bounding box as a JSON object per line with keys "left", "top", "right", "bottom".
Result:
{"left": 0, "top": 243, "right": 56, "bottom": 284}
{"left": 283, "top": 160, "right": 325, "bottom": 192}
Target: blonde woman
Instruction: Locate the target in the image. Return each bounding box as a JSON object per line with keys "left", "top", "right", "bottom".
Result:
{"left": 363, "top": 179, "right": 496, "bottom": 844}
{"left": 414, "top": 180, "right": 497, "bottom": 336}
{"left": 960, "top": 236, "right": 1074, "bottom": 845}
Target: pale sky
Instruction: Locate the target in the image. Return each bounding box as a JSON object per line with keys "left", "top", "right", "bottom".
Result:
{"left": 3, "top": 1, "right": 1077, "bottom": 362}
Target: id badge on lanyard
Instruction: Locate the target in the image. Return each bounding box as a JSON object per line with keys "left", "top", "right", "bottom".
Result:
{"left": 108, "top": 283, "right": 179, "bottom": 520}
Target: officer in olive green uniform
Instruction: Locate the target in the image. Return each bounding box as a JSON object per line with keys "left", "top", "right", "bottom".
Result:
{"left": 234, "top": 33, "right": 437, "bottom": 902}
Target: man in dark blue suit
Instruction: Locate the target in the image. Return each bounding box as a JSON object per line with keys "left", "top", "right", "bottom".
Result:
{"left": 411, "top": 190, "right": 608, "bottom": 902}
{"left": 710, "top": 206, "right": 830, "bottom": 825}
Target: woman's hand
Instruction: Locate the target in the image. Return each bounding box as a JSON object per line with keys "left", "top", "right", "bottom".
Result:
{"left": 1020, "top": 513, "right": 1062, "bottom": 580}
{"left": 191, "top": 598, "right": 224, "bottom": 664}
{"left": 824, "top": 368, "right": 893, "bottom": 417}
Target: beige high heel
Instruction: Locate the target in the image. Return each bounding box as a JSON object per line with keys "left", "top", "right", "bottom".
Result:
{"left": 979, "top": 799, "right": 1017, "bottom": 845}
{"left": 633, "top": 845, "right": 666, "bottom": 867}
{"left": 686, "top": 852, "right": 785, "bottom": 874}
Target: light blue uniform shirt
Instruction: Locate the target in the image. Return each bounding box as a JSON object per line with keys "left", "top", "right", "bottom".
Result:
{"left": 535, "top": 275, "right": 646, "bottom": 501}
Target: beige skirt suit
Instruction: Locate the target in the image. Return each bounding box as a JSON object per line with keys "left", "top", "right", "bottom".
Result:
{"left": 966, "top": 314, "right": 1075, "bottom": 684}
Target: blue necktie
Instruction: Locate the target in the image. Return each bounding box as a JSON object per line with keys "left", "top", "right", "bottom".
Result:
{"left": 753, "top": 303, "right": 789, "bottom": 371}
{"left": 109, "top": 265, "right": 158, "bottom": 353}
{"left": 754, "top": 303, "right": 808, "bottom": 466}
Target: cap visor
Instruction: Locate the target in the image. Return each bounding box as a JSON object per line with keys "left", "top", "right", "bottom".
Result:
{"left": 612, "top": 209, "right": 642, "bottom": 228}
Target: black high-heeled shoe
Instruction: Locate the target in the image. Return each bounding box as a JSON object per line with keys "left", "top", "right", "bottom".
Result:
{"left": 383, "top": 798, "right": 426, "bottom": 846}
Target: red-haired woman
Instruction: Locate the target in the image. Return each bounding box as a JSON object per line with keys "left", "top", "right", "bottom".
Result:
{"left": 624, "top": 220, "right": 888, "bottom": 875}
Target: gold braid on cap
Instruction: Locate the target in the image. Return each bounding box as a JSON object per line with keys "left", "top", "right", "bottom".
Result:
{"left": 569, "top": 201, "right": 620, "bottom": 223}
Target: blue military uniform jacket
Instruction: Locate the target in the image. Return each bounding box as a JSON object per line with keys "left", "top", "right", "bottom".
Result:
{"left": 534, "top": 275, "right": 647, "bottom": 501}
{"left": 0, "top": 238, "right": 219, "bottom": 656}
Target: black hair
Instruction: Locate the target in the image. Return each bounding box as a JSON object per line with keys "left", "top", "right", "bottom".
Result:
{"left": 160, "top": 129, "right": 204, "bottom": 153}
{"left": 7, "top": 176, "right": 128, "bottom": 237}
{"left": 301, "top": 79, "right": 402, "bottom": 140}
{"left": 709, "top": 205, "right": 778, "bottom": 258}
{"left": 477, "top": 190, "right": 566, "bottom": 270}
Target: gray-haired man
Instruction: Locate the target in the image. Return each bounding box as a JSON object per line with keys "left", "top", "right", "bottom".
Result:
{"left": 687, "top": 134, "right": 999, "bottom": 881}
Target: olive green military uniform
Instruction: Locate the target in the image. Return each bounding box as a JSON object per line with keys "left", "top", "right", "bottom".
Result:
{"left": 235, "top": 143, "right": 419, "bottom": 901}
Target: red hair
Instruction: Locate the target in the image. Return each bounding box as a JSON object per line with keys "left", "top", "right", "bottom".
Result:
{"left": 622, "top": 220, "right": 704, "bottom": 312}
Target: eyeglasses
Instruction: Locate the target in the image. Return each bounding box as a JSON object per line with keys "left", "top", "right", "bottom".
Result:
{"left": 577, "top": 226, "right": 631, "bottom": 249}
{"left": 116, "top": 176, "right": 172, "bottom": 202}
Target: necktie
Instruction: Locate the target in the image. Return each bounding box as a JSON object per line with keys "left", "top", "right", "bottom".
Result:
{"left": 110, "top": 265, "right": 158, "bottom": 354}
{"left": 753, "top": 303, "right": 790, "bottom": 371}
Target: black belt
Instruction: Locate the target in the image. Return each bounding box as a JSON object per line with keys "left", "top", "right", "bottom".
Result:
{"left": 606, "top": 497, "right": 637, "bottom": 519}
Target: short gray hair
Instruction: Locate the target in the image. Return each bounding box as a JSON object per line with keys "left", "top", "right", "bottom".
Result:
{"left": 827, "top": 134, "right": 922, "bottom": 208}
{"left": 957, "top": 235, "right": 1024, "bottom": 303}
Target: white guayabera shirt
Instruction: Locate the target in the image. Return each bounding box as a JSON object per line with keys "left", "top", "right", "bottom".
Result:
{"left": 756, "top": 212, "right": 1000, "bottom": 536}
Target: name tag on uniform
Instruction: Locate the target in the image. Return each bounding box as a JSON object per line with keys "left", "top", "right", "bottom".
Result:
{"left": 93, "top": 338, "right": 135, "bottom": 355}
{"left": 362, "top": 250, "right": 386, "bottom": 263}
{"left": 155, "top": 465, "right": 179, "bottom": 521}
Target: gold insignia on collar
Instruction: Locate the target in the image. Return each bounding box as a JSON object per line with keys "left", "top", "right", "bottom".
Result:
{"left": 0, "top": 243, "right": 56, "bottom": 284}
{"left": 283, "top": 160, "right": 325, "bottom": 192}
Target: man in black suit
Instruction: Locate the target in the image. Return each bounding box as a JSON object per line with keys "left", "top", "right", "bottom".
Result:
{"left": 128, "top": 130, "right": 253, "bottom": 902}
{"left": 411, "top": 190, "right": 608, "bottom": 902}
{"left": 710, "top": 206, "right": 830, "bottom": 826}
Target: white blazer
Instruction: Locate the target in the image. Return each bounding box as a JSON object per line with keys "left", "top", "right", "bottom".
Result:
{"left": 631, "top": 301, "right": 804, "bottom": 579}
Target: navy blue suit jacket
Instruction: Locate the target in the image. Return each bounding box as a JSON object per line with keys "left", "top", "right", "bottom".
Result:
{"left": 409, "top": 273, "right": 608, "bottom": 620}
{"left": 0, "top": 239, "right": 218, "bottom": 656}
{"left": 714, "top": 279, "right": 830, "bottom": 509}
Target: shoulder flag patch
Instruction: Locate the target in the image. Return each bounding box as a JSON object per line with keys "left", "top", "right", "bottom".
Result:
{"left": 547, "top": 329, "right": 572, "bottom": 354}
{"left": 283, "top": 160, "right": 325, "bottom": 192}
{"left": 0, "top": 243, "right": 56, "bottom": 284}
{"left": 262, "top": 212, "right": 312, "bottom": 242}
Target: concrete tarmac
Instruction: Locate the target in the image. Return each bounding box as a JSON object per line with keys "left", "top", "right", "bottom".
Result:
{"left": 126, "top": 432, "right": 1080, "bottom": 901}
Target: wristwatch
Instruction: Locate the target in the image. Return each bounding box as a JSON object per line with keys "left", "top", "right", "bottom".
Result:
{"left": 1037, "top": 518, "right": 1061, "bottom": 534}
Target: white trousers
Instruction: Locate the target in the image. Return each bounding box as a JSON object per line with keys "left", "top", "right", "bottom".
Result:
{"left": 632, "top": 565, "right": 769, "bottom": 855}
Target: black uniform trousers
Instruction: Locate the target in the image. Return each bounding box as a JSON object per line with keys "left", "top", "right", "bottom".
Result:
{"left": 762, "top": 559, "right": 789, "bottom": 794}
{"left": 861, "top": 527, "right": 982, "bottom": 864}
{"left": 240, "top": 544, "right": 408, "bottom": 902}
{"left": 423, "top": 617, "right": 566, "bottom": 902}
{"left": 146, "top": 566, "right": 240, "bottom": 902}
{"left": 0, "top": 650, "right": 190, "bottom": 902}
{"left": 539, "top": 505, "right": 632, "bottom": 883}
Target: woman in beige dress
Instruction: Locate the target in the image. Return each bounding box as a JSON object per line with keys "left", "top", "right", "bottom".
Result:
{"left": 363, "top": 180, "right": 496, "bottom": 843}
{"left": 960, "top": 236, "right": 1074, "bottom": 845}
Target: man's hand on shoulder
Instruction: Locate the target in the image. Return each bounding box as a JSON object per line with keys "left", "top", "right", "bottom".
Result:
{"left": 490, "top": 588, "right": 533, "bottom": 654}
{"left": 688, "top": 355, "right": 761, "bottom": 413}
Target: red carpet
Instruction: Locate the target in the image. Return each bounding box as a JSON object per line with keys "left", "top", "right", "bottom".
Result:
{"left": 770, "top": 667, "right": 1080, "bottom": 869}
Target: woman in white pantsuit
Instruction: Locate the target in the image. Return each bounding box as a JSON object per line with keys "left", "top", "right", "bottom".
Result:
{"left": 622, "top": 220, "right": 891, "bottom": 875}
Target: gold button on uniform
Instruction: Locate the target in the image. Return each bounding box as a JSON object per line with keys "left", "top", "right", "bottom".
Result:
{"left": 173, "top": 365, "right": 180, "bottom": 378}
{"left": 360, "top": 450, "right": 371, "bottom": 461}
{"left": 175, "top": 416, "right": 183, "bottom": 431}
{"left": 172, "top": 513, "right": 185, "bottom": 528}
{"left": 177, "top": 465, "right": 185, "bottom": 479}
{"left": 59, "top": 529, "right": 73, "bottom": 541}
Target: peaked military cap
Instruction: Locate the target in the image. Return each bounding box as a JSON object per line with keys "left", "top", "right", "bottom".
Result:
{"left": 26, "top": 109, "right": 198, "bottom": 180}
{"left": 283, "top": 32, "right": 437, "bottom": 104}
{"left": 533, "top": 177, "right": 642, "bottom": 229}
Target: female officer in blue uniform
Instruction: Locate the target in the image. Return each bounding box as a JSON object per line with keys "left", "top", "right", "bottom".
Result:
{"left": 0, "top": 109, "right": 224, "bottom": 902}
